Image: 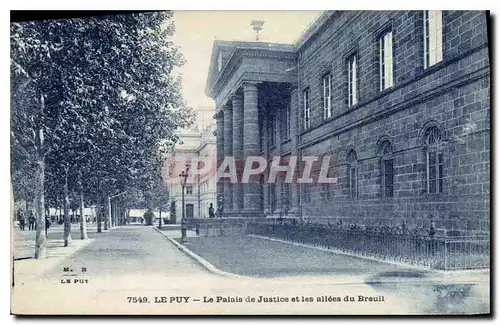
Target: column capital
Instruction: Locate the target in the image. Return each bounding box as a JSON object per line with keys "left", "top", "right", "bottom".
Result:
{"left": 214, "top": 110, "right": 224, "bottom": 119}
{"left": 242, "top": 81, "right": 261, "bottom": 91}
{"left": 223, "top": 102, "right": 232, "bottom": 112}
{"left": 231, "top": 92, "right": 244, "bottom": 101}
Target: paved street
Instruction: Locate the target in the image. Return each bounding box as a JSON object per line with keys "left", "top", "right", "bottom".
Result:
{"left": 11, "top": 225, "right": 490, "bottom": 315}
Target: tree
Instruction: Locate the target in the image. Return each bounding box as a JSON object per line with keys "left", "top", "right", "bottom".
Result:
{"left": 11, "top": 12, "right": 194, "bottom": 257}
{"left": 11, "top": 20, "right": 66, "bottom": 258}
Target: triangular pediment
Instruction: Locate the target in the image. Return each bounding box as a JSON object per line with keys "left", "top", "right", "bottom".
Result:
{"left": 205, "top": 40, "right": 296, "bottom": 99}
{"left": 205, "top": 41, "right": 236, "bottom": 98}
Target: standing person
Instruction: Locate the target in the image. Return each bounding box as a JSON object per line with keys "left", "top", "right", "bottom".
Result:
{"left": 217, "top": 197, "right": 224, "bottom": 218}
{"left": 208, "top": 203, "right": 215, "bottom": 219}
{"left": 28, "top": 214, "right": 34, "bottom": 231}
{"left": 28, "top": 210, "right": 36, "bottom": 230}
{"left": 18, "top": 211, "right": 26, "bottom": 231}
{"left": 45, "top": 215, "right": 51, "bottom": 236}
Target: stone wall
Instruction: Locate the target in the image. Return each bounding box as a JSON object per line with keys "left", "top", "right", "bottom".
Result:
{"left": 194, "top": 218, "right": 253, "bottom": 237}
{"left": 293, "top": 11, "right": 490, "bottom": 235}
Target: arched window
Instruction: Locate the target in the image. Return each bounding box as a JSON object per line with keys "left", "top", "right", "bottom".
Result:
{"left": 425, "top": 126, "right": 444, "bottom": 194}
{"left": 321, "top": 153, "right": 334, "bottom": 202}
{"left": 379, "top": 140, "right": 394, "bottom": 198}
{"left": 259, "top": 174, "right": 265, "bottom": 211}
{"left": 347, "top": 150, "right": 358, "bottom": 199}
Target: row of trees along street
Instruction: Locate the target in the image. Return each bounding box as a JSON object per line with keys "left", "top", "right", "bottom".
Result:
{"left": 11, "top": 12, "right": 194, "bottom": 259}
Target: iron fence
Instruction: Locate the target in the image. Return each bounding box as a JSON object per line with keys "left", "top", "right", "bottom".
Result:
{"left": 247, "top": 221, "right": 490, "bottom": 270}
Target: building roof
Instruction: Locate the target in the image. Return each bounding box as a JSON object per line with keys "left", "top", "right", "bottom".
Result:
{"left": 205, "top": 40, "right": 296, "bottom": 97}
{"left": 293, "top": 11, "right": 335, "bottom": 50}
{"left": 205, "top": 11, "right": 334, "bottom": 98}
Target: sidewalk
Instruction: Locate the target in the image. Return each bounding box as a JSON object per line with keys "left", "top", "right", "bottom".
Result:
{"left": 13, "top": 224, "right": 102, "bottom": 285}
{"left": 156, "top": 224, "right": 199, "bottom": 239}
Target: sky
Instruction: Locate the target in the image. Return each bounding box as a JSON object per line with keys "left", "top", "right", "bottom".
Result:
{"left": 170, "top": 11, "right": 322, "bottom": 111}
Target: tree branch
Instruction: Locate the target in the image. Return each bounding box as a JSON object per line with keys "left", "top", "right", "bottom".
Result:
{"left": 11, "top": 131, "right": 32, "bottom": 160}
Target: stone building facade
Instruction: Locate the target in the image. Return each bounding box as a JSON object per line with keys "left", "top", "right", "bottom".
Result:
{"left": 205, "top": 11, "right": 490, "bottom": 235}
{"left": 166, "top": 108, "right": 217, "bottom": 222}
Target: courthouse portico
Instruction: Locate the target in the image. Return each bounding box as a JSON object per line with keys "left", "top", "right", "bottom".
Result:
{"left": 206, "top": 41, "right": 300, "bottom": 218}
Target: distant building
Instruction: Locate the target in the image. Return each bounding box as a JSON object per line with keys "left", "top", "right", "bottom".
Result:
{"left": 166, "top": 108, "right": 217, "bottom": 223}
{"left": 127, "top": 209, "right": 166, "bottom": 224}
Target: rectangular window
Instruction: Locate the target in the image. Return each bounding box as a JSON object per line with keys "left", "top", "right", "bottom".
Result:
{"left": 323, "top": 74, "right": 332, "bottom": 119}
{"left": 280, "top": 181, "right": 291, "bottom": 212}
{"left": 259, "top": 115, "right": 264, "bottom": 152}
{"left": 285, "top": 103, "right": 291, "bottom": 140}
{"left": 303, "top": 89, "right": 310, "bottom": 130}
{"left": 347, "top": 54, "right": 358, "bottom": 107}
{"left": 260, "top": 175, "right": 264, "bottom": 209}
{"left": 284, "top": 182, "right": 291, "bottom": 211}
{"left": 302, "top": 185, "right": 311, "bottom": 204}
{"left": 281, "top": 103, "right": 291, "bottom": 141}
{"left": 186, "top": 186, "right": 193, "bottom": 195}
{"left": 268, "top": 116, "right": 276, "bottom": 148}
{"left": 427, "top": 151, "right": 443, "bottom": 194}
{"left": 319, "top": 167, "right": 332, "bottom": 202}
{"left": 349, "top": 166, "right": 358, "bottom": 199}
{"left": 424, "top": 10, "right": 443, "bottom": 69}
{"left": 383, "top": 159, "right": 394, "bottom": 197}
{"left": 268, "top": 183, "right": 276, "bottom": 212}
{"left": 379, "top": 31, "right": 394, "bottom": 91}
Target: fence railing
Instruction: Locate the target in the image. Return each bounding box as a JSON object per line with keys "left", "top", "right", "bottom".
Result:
{"left": 247, "top": 221, "right": 490, "bottom": 270}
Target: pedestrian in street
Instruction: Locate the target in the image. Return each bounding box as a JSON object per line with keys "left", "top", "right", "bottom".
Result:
{"left": 18, "top": 211, "right": 26, "bottom": 231}
{"left": 208, "top": 203, "right": 215, "bottom": 219}
{"left": 28, "top": 215, "right": 35, "bottom": 231}
{"left": 45, "top": 215, "right": 51, "bottom": 236}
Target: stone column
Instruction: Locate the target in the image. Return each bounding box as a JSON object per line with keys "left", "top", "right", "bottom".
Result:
{"left": 223, "top": 104, "right": 233, "bottom": 216}
{"left": 232, "top": 93, "right": 244, "bottom": 214}
{"left": 274, "top": 102, "right": 283, "bottom": 215}
{"left": 289, "top": 87, "right": 300, "bottom": 215}
{"left": 243, "top": 82, "right": 262, "bottom": 215}
{"left": 263, "top": 116, "right": 270, "bottom": 215}
{"left": 215, "top": 111, "right": 225, "bottom": 207}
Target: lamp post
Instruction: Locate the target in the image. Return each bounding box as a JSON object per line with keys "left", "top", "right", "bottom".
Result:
{"left": 180, "top": 167, "right": 189, "bottom": 243}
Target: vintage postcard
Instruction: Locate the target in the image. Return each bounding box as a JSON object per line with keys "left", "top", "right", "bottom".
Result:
{"left": 10, "top": 10, "right": 490, "bottom": 315}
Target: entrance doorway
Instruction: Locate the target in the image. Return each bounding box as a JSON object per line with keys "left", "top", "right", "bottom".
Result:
{"left": 186, "top": 204, "right": 194, "bottom": 219}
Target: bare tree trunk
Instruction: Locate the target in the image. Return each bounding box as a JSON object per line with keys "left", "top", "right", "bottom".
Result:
{"left": 111, "top": 200, "right": 116, "bottom": 228}
{"left": 34, "top": 95, "right": 46, "bottom": 259}
{"left": 96, "top": 191, "right": 102, "bottom": 233}
{"left": 11, "top": 182, "right": 15, "bottom": 287}
{"left": 104, "top": 196, "right": 110, "bottom": 231}
{"left": 79, "top": 181, "right": 88, "bottom": 239}
{"left": 63, "top": 169, "right": 72, "bottom": 247}
{"left": 118, "top": 201, "right": 122, "bottom": 226}
{"left": 118, "top": 203, "right": 123, "bottom": 226}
